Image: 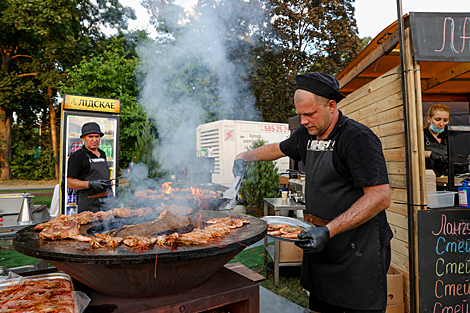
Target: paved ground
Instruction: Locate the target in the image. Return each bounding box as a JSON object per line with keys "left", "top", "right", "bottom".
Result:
{"left": 248, "top": 238, "right": 312, "bottom": 312}
{"left": 260, "top": 286, "right": 311, "bottom": 312}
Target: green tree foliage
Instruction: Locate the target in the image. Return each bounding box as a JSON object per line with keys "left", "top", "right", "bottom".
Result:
{"left": 0, "top": 0, "right": 136, "bottom": 180}
{"left": 361, "top": 36, "right": 373, "bottom": 51}
{"left": 59, "top": 37, "right": 156, "bottom": 173}
{"left": 239, "top": 139, "right": 280, "bottom": 216}
{"left": 10, "top": 123, "right": 55, "bottom": 180}
{"left": 251, "top": 0, "right": 361, "bottom": 123}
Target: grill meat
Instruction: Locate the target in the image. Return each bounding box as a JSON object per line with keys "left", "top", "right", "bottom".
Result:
{"left": 39, "top": 220, "right": 91, "bottom": 242}
{"left": 113, "top": 207, "right": 153, "bottom": 218}
{"left": 107, "top": 211, "right": 192, "bottom": 238}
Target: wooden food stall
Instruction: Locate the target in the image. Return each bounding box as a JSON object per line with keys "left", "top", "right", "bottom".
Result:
{"left": 335, "top": 12, "right": 470, "bottom": 313}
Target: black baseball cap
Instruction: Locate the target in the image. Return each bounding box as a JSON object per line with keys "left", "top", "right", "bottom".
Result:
{"left": 296, "top": 72, "right": 346, "bottom": 103}
{"left": 80, "top": 122, "right": 104, "bottom": 138}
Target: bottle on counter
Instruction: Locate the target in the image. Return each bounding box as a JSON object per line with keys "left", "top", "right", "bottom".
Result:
{"left": 459, "top": 180, "right": 470, "bottom": 208}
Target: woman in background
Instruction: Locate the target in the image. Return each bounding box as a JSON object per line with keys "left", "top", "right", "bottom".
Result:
{"left": 424, "top": 104, "right": 450, "bottom": 177}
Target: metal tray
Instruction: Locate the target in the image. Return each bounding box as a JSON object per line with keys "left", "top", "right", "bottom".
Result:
{"left": 0, "top": 272, "right": 75, "bottom": 290}
{"left": 261, "top": 216, "right": 314, "bottom": 242}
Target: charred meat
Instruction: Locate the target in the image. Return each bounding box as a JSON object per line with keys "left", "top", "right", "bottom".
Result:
{"left": 107, "top": 211, "right": 192, "bottom": 238}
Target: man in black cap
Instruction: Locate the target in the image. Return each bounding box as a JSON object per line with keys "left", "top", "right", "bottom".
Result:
{"left": 233, "top": 72, "right": 393, "bottom": 312}
{"left": 67, "top": 122, "right": 112, "bottom": 213}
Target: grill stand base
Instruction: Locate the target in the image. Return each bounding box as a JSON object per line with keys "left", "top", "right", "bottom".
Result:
{"left": 81, "top": 267, "right": 259, "bottom": 313}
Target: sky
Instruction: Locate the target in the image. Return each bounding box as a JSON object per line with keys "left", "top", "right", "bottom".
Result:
{"left": 118, "top": 0, "right": 470, "bottom": 39}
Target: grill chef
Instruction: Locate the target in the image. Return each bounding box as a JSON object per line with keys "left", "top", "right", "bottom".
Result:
{"left": 67, "top": 122, "right": 112, "bottom": 213}
{"left": 233, "top": 72, "right": 393, "bottom": 312}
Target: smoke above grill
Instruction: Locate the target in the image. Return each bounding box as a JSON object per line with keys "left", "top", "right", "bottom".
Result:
{"left": 130, "top": 0, "right": 265, "bottom": 180}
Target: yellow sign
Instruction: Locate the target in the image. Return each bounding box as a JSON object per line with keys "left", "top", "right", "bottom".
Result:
{"left": 63, "top": 94, "right": 121, "bottom": 114}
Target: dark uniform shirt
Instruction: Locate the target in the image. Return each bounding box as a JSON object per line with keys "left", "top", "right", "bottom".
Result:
{"left": 280, "top": 110, "right": 392, "bottom": 245}
{"left": 424, "top": 127, "right": 448, "bottom": 177}
{"left": 67, "top": 146, "right": 107, "bottom": 180}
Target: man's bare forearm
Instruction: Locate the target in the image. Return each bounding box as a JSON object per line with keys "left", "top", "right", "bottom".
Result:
{"left": 235, "top": 143, "right": 286, "bottom": 162}
{"left": 67, "top": 177, "right": 89, "bottom": 190}
{"left": 326, "top": 184, "right": 391, "bottom": 238}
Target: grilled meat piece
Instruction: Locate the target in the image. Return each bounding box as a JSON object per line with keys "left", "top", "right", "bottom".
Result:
{"left": 39, "top": 220, "right": 91, "bottom": 242}
{"left": 93, "top": 210, "right": 114, "bottom": 221}
{"left": 0, "top": 279, "right": 74, "bottom": 313}
{"left": 122, "top": 235, "right": 157, "bottom": 249}
{"left": 90, "top": 237, "right": 104, "bottom": 248}
{"left": 206, "top": 217, "right": 250, "bottom": 229}
{"left": 107, "top": 211, "right": 192, "bottom": 237}
{"left": 35, "top": 210, "right": 112, "bottom": 232}
{"left": 94, "top": 233, "right": 123, "bottom": 247}
{"left": 157, "top": 223, "right": 233, "bottom": 247}
{"left": 156, "top": 203, "right": 192, "bottom": 215}
{"left": 113, "top": 207, "right": 153, "bottom": 218}
{"left": 35, "top": 215, "right": 73, "bottom": 231}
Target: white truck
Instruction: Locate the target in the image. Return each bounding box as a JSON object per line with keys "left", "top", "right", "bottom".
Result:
{"left": 196, "top": 120, "right": 290, "bottom": 187}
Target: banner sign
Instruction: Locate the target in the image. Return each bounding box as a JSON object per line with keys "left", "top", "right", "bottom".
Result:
{"left": 418, "top": 209, "right": 470, "bottom": 311}
{"left": 63, "top": 94, "right": 121, "bottom": 114}
{"left": 410, "top": 12, "right": 470, "bottom": 62}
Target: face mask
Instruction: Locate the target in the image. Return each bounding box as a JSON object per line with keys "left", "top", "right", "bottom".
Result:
{"left": 430, "top": 123, "right": 444, "bottom": 134}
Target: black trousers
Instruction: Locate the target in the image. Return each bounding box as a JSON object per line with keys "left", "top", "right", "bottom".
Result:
{"left": 309, "top": 244, "right": 392, "bottom": 313}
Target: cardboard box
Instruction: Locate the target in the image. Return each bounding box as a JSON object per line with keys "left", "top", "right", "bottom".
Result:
{"left": 387, "top": 266, "right": 404, "bottom": 305}
{"left": 426, "top": 169, "right": 436, "bottom": 193}
{"left": 279, "top": 241, "right": 303, "bottom": 263}
{"left": 386, "top": 303, "right": 404, "bottom": 313}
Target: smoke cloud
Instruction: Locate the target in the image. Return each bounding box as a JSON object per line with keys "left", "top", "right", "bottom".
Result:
{"left": 135, "top": 0, "right": 265, "bottom": 175}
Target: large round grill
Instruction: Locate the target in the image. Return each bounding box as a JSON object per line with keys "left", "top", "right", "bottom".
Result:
{"left": 13, "top": 211, "right": 266, "bottom": 298}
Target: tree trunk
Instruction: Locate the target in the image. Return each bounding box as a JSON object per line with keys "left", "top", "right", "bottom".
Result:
{"left": 48, "top": 87, "right": 60, "bottom": 180}
{"left": 0, "top": 107, "right": 13, "bottom": 180}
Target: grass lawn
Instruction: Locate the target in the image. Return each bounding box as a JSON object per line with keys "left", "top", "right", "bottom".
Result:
{"left": 229, "top": 243, "right": 309, "bottom": 309}
{"left": 0, "top": 250, "right": 38, "bottom": 268}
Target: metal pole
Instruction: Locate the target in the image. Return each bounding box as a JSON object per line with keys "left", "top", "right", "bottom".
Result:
{"left": 396, "top": 0, "right": 417, "bottom": 312}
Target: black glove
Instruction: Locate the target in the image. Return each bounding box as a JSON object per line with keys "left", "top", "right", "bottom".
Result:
{"left": 89, "top": 180, "right": 112, "bottom": 192}
{"left": 295, "top": 226, "right": 330, "bottom": 253}
{"left": 430, "top": 151, "right": 448, "bottom": 165}
{"left": 232, "top": 159, "right": 247, "bottom": 177}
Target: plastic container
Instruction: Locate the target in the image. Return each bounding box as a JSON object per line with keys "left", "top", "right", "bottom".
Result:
{"left": 427, "top": 191, "right": 457, "bottom": 208}
{"left": 458, "top": 180, "right": 470, "bottom": 208}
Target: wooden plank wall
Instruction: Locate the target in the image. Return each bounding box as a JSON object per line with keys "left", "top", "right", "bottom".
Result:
{"left": 337, "top": 66, "right": 411, "bottom": 310}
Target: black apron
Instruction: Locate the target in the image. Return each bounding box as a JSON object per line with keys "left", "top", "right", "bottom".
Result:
{"left": 424, "top": 128, "right": 447, "bottom": 177}
{"left": 300, "top": 127, "right": 386, "bottom": 310}
{"left": 77, "top": 152, "right": 110, "bottom": 213}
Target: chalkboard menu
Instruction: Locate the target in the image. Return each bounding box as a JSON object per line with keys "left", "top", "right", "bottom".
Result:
{"left": 410, "top": 12, "right": 470, "bottom": 62}
{"left": 418, "top": 209, "right": 470, "bottom": 311}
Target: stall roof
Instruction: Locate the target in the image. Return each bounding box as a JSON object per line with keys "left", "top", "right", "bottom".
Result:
{"left": 336, "top": 14, "right": 470, "bottom": 102}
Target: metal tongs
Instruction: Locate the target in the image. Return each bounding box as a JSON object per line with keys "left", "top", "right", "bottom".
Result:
{"left": 105, "top": 176, "right": 128, "bottom": 186}
{"left": 221, "top": 175, "right": 244, "bottom": 211}
{"left": 88, "top": 177, "right": 127, "bottom": 199}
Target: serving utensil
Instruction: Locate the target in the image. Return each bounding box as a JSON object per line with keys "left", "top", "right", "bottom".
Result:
{"left": 221, "top": 175, "right": 244, "bottom": 210}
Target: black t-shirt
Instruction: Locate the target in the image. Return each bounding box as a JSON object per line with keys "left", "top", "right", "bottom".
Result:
{"left": 280, "top": 111, "right": 392, "bottom": 245}
{"left": 280, "top": 111, "right": 389, "bottom": 187}
{"left": 67, "top": 146, "right": 106, "bottom": 180}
